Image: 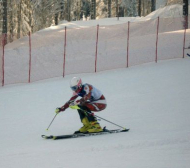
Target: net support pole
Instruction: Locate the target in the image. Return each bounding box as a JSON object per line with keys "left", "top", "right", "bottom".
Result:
{"left": 63, "top": 26, "right": 67, "bottom": 77}
{"left": 95, "top": 24, "right": 99, "bottom": 73}
{"left": 2, "top": 34, "right": 6, "bottom": 86}
{"left": 127, "top": 21, "right": 130, "bottom": 68}
{"left": 155, "top": 17, "right": 159, "bottom": 63}
{"left": 183, "top": 16, "right": 188, "bottom": 58}
{"left": 28, "top": 31, "right": 32, "bottom": 83}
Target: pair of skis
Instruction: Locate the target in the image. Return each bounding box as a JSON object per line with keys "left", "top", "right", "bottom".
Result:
{"left": 42, "top": 127, "right": 129, "bottom": 140}
{"left": 43, "top": 104, "right": 129, "bottom": 140}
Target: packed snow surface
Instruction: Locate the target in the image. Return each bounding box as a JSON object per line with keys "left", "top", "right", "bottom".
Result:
{"left": 1, "top": 4, "right": 190, "bottom": 168}
{"left": 0, "top": 58, "right": 190, "bottom": 168}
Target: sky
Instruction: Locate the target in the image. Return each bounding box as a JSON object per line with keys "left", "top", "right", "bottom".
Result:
{"left": 0, "top": 4, "right": 190, "bottom": 168}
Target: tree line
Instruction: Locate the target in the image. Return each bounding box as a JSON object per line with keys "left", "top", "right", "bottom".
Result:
{"left": 1, "top": 0, "right": 157, "bottom": 44}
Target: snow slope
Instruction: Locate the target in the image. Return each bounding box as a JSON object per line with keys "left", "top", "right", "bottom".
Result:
{"left": 143, "top": 4, "right": 183, "bottom": 20}
{"left": 1, "top": 4, "right": 190, "bottom": 168}
{"left": 0, "top": 58, "right": 190, "bottom": 168}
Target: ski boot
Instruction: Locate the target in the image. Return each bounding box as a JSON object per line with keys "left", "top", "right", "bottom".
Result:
{"left": 87, "top": 121, "right": 103, "bottom": 133}
{"left": 74, "top": 117, "right": 91, "bottom": 134}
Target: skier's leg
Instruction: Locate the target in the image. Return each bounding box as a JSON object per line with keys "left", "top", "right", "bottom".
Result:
{"left": 85, "top": 103, "right": 107, "bottom": 112}
{"left": 79, "top": 103, "right": 107, "bottom": 133}
{"left": 77, "top": 97, "right": 107, "bottom": 133}
{"left": 78, "top": 106, "right": 97, "bottom": 122}
{"left": 75, "top": 109, "right": 91, "bottom": 133}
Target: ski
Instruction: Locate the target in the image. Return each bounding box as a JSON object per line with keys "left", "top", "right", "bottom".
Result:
{"left": 41, "top": 127, "right": 129, "bottom": 140}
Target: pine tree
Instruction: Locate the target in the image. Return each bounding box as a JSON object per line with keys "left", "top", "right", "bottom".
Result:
{"left": 138, "top": 0, "right": 141, "bottom": 16}
{"left": 91, "top": 0, "right": 96, "bottom": 19}
{"left": 2, "top": 0, "right": 7, "bottom": 35}
{"left": 108, "top": 0, "right": 111, "bottom": 18}
{"left": 121, "top": 0, "right": 137, "bottom": 17}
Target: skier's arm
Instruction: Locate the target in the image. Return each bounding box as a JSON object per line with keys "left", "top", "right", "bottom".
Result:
{"left": 55, "top": 95, "right": 78, "bottom": 113}
{"left": 62, "top": 95, "right": 78, "bottom": 110}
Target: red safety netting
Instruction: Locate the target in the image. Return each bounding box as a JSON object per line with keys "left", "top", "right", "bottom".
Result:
{"left": 184, "top": 29, "right": 190, "bottom": 56}
{"left": 158, "top": 17, "right": 185, "bottom": 60}
{"left": 0, "top": 34, "right": 3, "bottom": 86}
{"left": 4, "top": 34, "right": 29, "bottom": 85}
{"left": 97, "top": 23, "right": 128, "bottom": 71}
{"left": 65, "top": 26, "right": 97, "bottom": 75}
{"left": 1, "top": 16, "right": 190, "bottom": 87}
{"left": 184, "top": 17, "right": 190, "bottom": 57}
{"left": 30, "top": 29, "right": 65, "bottom": 82}
{"left": 128, "top": 19, "right": 158, "bottom": 66}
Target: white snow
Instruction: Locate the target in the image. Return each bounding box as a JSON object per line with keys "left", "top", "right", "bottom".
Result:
{"left": 0, "top": 4, "right": 190, "bottom": 168}
{"left": 1, "top": 58, "right": 190, "bottom": 168}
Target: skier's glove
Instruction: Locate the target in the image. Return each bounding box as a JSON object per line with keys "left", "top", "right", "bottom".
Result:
{"left": 55, "top": 107, "right": 66, "bottom": 114}
{"left": 55, "top": 108, "right": 61, "bottom": 114}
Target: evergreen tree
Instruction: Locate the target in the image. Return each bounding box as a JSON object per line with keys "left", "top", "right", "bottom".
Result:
{"left": 2, "top": 0, "right": 7, "bottom": 35}
{"left": 121, "top": 0, "right": 138, "bottom": 16}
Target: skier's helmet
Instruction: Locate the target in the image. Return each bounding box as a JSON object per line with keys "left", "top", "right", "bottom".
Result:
{"left": 70, "top": 77, "right": 82, "bottom": 93}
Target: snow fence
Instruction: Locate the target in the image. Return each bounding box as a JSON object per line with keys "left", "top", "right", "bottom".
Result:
{"left": 0, "top": 34, "right": 3, "bottom": 86}
{"left": 1, "top": 16, "right": 190, "bottom": 86}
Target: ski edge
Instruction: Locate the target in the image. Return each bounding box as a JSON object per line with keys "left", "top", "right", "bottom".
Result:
{"left": 41, "top": 128, "right": 130, "bottom": 140}
{"left": 41, "top": 135, "right": 54, "bottom": 139}
{"left": 121, "top": 128, "right": 130, "bottom": 132}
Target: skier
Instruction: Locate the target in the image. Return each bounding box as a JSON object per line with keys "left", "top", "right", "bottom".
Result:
{"left": 55, "top": 77, "right": 107, "bottom": 133}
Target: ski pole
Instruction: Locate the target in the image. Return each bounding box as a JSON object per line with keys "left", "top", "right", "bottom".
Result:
{"left": 90, "top": 112, "right": 127, "bottom": 130}
{"left": 69, "top": 104, "right": 127, "bottom": 130}
{"left": 79, "top": 107, "right": 127, "bottom": 130}
{"left": 46, "top": 113, "right": 58, "bottom": 131}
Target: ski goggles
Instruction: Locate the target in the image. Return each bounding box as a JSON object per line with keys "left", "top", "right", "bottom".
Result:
{"left": 71, "top": 86, "right": 78, "bottom": 91}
